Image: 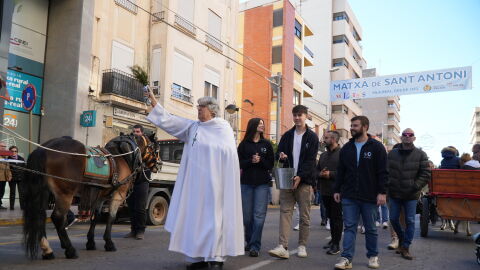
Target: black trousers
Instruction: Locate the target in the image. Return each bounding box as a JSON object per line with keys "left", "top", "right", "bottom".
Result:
{"left": 8, "top": 181, "right": 25, "bottom": 209}
{"left": 322, "top": 195, "right": 343, "bottom": 246}
{"left": 127, "top": 181, "right": 149, "bottom": 233}
{"left": 0, "top": 182, "right": 5, "bottom": 206}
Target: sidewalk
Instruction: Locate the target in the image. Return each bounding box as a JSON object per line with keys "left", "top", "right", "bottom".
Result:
{"left": 0, "top": 198, "right": 27, "bottom": 226}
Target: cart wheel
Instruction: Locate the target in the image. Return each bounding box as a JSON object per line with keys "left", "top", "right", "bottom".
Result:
{"left": 420, "top": 197, "right": 429, "bottom": 237}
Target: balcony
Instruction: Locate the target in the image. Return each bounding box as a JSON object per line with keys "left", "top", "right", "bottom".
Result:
{"left": 101, "top": 69, "right": 144, "bottom": 102}
{"left": 114, "top": 0, "right": 137, "bottom": 14}
{"left": 304, "top": 45, "right": 314, "bottom": 58}
{"left": 174, "top": 15, "right": 196, "bottom": 36}
{"left": 152, "top": 11, "right": 165, "bottom": 23}
{"left": 303, "top": 78, "right": 313, "bottom": 90}
{"left": 205, "top": 34, "right": 223, "bottom": 53}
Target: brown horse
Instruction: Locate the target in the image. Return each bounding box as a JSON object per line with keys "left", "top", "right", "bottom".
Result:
{"left": 22, "top": 134, "right": 160, "bottom": 260}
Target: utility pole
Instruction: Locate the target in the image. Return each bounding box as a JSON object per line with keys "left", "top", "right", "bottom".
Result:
{"left": 270, "top": 72, "right": 282, "bottom": 143}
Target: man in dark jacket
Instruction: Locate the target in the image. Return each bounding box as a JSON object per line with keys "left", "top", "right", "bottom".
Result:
{"left": 333, "top": 116, "right": 388, "bottom": 270}
{"left": 124, "top": 125, "right": 151, "bottom": 240}
{"left": 268, "top": 105, "right": 319, "bottom": 259}
{"left": 388, "top": 128, "right": 431, "bottom": 260}
{"left": 317, "top": 130, "right": 342, "bottom": 255}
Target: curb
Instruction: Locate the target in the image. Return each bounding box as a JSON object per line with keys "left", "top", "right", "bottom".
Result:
{"left": 0, "top": 217, "right": 51, "bottom": 226}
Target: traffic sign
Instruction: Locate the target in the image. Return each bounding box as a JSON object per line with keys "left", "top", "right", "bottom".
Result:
{"left": 21, "top": 84, "right": 37, "bottom": 111}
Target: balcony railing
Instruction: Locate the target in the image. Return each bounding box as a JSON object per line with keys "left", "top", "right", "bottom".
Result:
{"left": 101, "top": 69, "right": 144, "bottom": 102}
{"left": 114, "top": 0, "right": 137, "bottom": 14}
{"left": 205, "top": 34, "right": 223, "bottom": 52}
{"left": 174, "top": 14, "right": 196, "bottom": 36}
{"left": 171, "top": 83, "right": 192, "bottom": 103}
{"left": 303, "top": 78, "right": 313, "bottom": 90}
{"left": 304, "top": 45, "right": 314, "bottom": 58}
{"left": 152, "top": 11, "right": 165, "bottom": 23}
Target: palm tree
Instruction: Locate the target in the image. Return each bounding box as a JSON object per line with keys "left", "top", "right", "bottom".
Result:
{"left": 129, "top": 65, "right": 149, "bottom": 86}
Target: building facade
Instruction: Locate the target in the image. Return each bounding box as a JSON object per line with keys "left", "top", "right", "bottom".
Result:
{"left": 357, "top": 68, "right": 401, "bottom": 151}
{"left": 471, "top": 107, "right": 480, "bottom": 145}
{"left": 237, "top": 0, "right": 314, "bottom": 142}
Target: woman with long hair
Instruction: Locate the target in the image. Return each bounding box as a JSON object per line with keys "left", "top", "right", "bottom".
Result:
{"left": 238, "top": 118, "right": 274, "bottom": 257}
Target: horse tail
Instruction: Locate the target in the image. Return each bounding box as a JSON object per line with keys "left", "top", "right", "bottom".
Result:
{"left": 23, "top": 147, "right": 49, "bottom": 259}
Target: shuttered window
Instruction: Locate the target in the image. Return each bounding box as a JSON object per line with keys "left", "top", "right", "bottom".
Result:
{"left": 294, "top": 54, "right": 302, "bottom": 74}
{"left": 272, "top": 46, "right": 282, "bottom": 64}
{"left": 273, "top": 9, "right": 283, "bottom": 27}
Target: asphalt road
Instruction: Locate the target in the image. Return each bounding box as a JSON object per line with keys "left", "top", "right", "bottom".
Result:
{"left": 0, "top": 208, "right": 478, "bottom": 270}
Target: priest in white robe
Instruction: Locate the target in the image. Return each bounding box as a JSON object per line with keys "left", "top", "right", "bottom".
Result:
{"left": 146, "top": 89, "right": 244, "bottom": 269}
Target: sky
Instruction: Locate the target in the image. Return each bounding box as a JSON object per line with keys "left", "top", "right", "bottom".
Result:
{"left": 348, "top": 0, "right": 480, "bottom": 164}
{"left": 240, "top": 0, "right": 480, "bottom": 164}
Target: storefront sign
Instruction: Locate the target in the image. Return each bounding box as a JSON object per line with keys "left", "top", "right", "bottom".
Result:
{"left": 80, "top": 110, "right": 96, "bottom": 127}
{"left": 113, "top": 107, "right": 149, "bottom": 123}
{"left": 330, "top": 66, "right": 472, "bottom": 101}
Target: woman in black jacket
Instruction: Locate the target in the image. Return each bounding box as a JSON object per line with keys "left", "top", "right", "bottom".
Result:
{"left": 238, "top": 118, "right": 274, "bottom": 257}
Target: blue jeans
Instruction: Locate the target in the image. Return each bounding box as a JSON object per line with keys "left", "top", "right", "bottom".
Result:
{"left": 389, "top": 198, "right": 417, "bottom": 248}
{"left": 241, "top": 184, "right": 269, "bottom": 252}
{"left": 376, "top": 204, "right": 389, "bottom": 223}
{"left": 341, "top": 198, "right": 379, "bottom": 261}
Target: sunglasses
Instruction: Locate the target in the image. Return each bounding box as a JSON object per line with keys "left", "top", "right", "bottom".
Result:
{"left": 402, "top": 133, "right": 415, "bottom": 138}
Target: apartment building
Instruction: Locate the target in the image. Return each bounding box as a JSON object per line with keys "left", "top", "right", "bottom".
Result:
{"left": 237, "top": 0, "right": 315, "bottom": 142}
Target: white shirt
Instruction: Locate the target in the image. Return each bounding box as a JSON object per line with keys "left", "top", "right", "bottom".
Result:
{"left": 293, "top": 130, "right": 305, "bottom": 175}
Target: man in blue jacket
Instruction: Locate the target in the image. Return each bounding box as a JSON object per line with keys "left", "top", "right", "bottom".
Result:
{"left": 333, "top": 116, "right": 388, "bottom": 269}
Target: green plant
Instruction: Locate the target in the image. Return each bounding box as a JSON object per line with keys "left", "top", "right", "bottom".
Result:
{"left": 129, "top": 65, "right": 149, "bottom": 86}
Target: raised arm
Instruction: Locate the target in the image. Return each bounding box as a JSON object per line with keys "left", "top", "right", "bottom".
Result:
{"left": 146, "top": 104, "right": 195, "bottom": 142}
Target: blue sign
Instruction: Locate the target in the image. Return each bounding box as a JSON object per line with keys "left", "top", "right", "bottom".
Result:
{"left": 21, "top": 84, "right": 37, "bottom": 111}
{"left": 5, "top": 70, "right": 43, "bottom": 115}
{"left": 80, "top": 110, "right": 96, "bottom": 127}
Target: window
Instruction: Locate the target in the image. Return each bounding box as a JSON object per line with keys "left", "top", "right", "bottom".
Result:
{"left": 293, "top": 90, "right": 301, "bottom": 106}
{"left": 294, "top": 54, "right": 302, "bottom": 74}
{"left": 171, "top": 83, "right": 192, "bottom": 103}
{"left": 352, "top": 27, "right": 360, "bottom": 41}
{"left": 294, "top": 19, "right": 302, "bottom": 40}
{"left": 273, "top": 9, "right": 283, "bottom": 27}
{"left": 172, "top": 51, "right": 193, "bottom": 102}
{"left": 111, "top": 41, "right": 134, "bottom": 74}
{"left": 204, "top": 81, "right": 218, "bottom": 99}
{"left": 178, "top": 0, "right": 195, "bottom": 22}
{"left": 332, "top": 58, "right": 348, "bottom": 68}
{"left": 208, "top": 9, "right": 221, "bottom": 39}
{"left": 333, "top": 12, "right": 349, "bottom": 22}
{"left": 333, "top": 35, "right": 349, "bottom": 45}
{"left": 332, "top": 105, "right": 348, "bottom": 114}
{"left": 272, "top": 46, "right": 282, "bottom": 64}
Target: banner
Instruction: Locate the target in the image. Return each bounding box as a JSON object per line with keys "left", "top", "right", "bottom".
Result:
{"left": 4, "top": 70, "right": 43, "bottom": 115}
{"left": 330, "top": 66, "right": 472, "bottom": 101}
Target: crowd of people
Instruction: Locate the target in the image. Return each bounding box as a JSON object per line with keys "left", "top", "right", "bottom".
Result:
{"left": 0, "top": 142, "right": 25, "bottom": 211}
{"left": 142, "top": 88, "right": 480, "bottom": 269}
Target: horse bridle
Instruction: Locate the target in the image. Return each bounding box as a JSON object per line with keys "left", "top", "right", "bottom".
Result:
{"left": 139, "top": 135, "right": 161, "bottom": 173}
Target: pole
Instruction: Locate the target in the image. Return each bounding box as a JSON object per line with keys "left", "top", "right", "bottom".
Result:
{"left": 29, "top": 110, "right": 32, "bottom": 153}
{"left": 273, "top": 72, "right": 282, "bottom": 143}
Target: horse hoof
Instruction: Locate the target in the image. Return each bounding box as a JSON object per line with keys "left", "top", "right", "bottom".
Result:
{"left": 86, "top": 242, "right": 96, "bottom": 250}
{"left": 42, "top": 252, "right": 55, "bottom": 260}
{"left": 104, "top": 243, "right": 116, "bottom": 252}
{"left": 65, "top": 248, "right": 78, "bottom": 259}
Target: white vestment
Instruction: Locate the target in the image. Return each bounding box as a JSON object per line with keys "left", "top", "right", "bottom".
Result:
{"left": 147, "top": 104, "right": 244, "bottom": 258}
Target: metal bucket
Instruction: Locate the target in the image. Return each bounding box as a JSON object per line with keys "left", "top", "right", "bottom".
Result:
{"left": 273, "top": 167, "right": 295, "bottom": 190}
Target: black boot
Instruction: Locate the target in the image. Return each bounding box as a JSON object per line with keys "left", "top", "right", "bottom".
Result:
{"left": 326, "top": 244, "right": 340, "bottom": 255}
{"left": 186, "top": 262, "right": 208, "bottom": 270}
{"left": 209, "top": 261, "right": 223, "bottom": 269}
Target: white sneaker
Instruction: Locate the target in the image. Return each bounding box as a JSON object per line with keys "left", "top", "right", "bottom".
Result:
{"left": 334, "top": 257, "right": 352, "bottom": 269}
{"left": 297, "top": 245, "right": 307, "bottom": 258}
{"left": 387, "top": 237, "right": 399, "bottom": 250}
{"left": 361, "top": 226, "right": 366, "bottom": 234}
{"left": 293, "top": 224, "right": 300, "bottom": 231}
{"left": 268, "top": 245, "right": 289, "bottom": 259}
{"left": 368, "top": 256, "right": 380, "bottom": 269}
{"left": 375, "top": 221, "right": 381, "bottom": 227}
{"left": 382, "top": 222, "right": 389, "bottom": 229}
{"left": 326, "top": 220, "right": 331, "bottom": 230}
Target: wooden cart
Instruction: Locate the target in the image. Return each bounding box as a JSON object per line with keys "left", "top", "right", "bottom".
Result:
{"left": 420, "top": 169, "right": 480, "bottom": 237}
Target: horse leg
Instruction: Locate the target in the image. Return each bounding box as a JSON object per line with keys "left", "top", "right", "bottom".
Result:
{"left": 466, "top": 221, "right": 472, "bottom": 236}
{"left": 104, "top": 194, "right": 124, "bottom": 252}
{"left": 40, "top": 236, "right": 55, "bottom": 260}
{"left": 454, "top": 220, "right": 460, "bottom": 234}
{"left": 86, "top": 208, "right": 99, "bottom": 250}
{"left": 51, "top": 203, "right": 78, "bottom": 259}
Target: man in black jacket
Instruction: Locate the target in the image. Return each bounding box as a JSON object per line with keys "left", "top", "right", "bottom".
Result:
{"left": 268, "top": 105, "right": 319, "bottom": 259}
{"left": 317, "top": 130, "right": 342, "bottom": 255}
{"left": 124, "top": 125, "right": 151, "bottom": 240}
{"left": 387, "top": 128, "right": 430, "bottom": 260}
{"left": 333, "top": 116, "right": 388, "bottom": 270}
